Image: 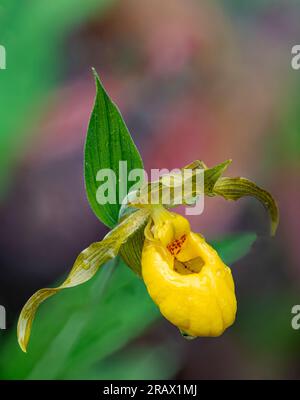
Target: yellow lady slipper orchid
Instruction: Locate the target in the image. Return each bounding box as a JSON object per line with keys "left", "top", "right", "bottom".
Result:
{"left": 142, "top": 206, "right": 237, "bottom": 337}
{"left": 16, "top": 68, "right": 280, "bottom": 354}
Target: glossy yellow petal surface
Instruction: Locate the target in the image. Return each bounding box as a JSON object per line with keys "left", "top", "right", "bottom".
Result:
{"left": 142, "top": 209, "right": 237, "bottom": 337}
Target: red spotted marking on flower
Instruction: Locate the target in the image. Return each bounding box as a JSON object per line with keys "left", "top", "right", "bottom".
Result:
{"left": 167, "top": 234, "right": 187, "bottom": 255}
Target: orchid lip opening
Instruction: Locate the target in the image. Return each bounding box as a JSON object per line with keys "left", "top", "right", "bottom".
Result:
{"left": 141, "top": 207, "right": 237, "bottom": 338}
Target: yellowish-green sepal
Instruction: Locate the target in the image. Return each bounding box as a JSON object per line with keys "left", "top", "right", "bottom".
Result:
{"left": 130, "top": 159, "right": 232, "bottom": 208}
{"left": 17, "top": 208, "right": 150, "bottom": 353}
{"left": 213, "top": 177, "right": 279, "bottom": 236}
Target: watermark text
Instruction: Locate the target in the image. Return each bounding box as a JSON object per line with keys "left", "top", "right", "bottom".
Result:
{"left": 0, "top": 45, "right": 6, "bottom": 70}
{"left": 95, "top": 161, "right": 204, "bottom": 215}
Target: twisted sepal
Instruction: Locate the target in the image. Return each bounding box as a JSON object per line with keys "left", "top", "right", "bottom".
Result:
{"left": 17, "top": 208, "right": 150, "bottom": 352}
{"left": 130, "top": 159, "right": 231, "bottom": 208}
{"left": 213, "top": 177, "right": 279, "bottom": 235}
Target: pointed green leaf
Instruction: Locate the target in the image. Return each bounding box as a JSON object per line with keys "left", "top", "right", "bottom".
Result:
{"left": 17, "top": 208, "right": 150, "bottom": 353}
{"left": 84, "top": 69, "right": 144, "bottom": 228}
{"left": 213, "top": 177, "right": 279, "bottom": 235}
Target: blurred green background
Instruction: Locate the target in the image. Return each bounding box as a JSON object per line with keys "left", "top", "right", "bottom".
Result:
{"left": 0, "top": 0, "right": 300, "bottom": 380}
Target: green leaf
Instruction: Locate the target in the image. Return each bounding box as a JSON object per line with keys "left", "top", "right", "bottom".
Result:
{"left": 84, "top": 70, "right": 144, "bottom": 228}
{"left": 76, "top": 344, "right": 180, "bottom": 380}
{"left": 17, "top": 208, "right": 150, "bottom": 353}
{"left": 213, "top": 177, "right": 279, "bottom": 235}
{"left": 211, "top": 232, "right": 257, "bottom": 265}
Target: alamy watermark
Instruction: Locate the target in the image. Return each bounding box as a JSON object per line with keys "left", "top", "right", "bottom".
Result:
{"left": 95, "top": 161, "right": 204, "bottom": 215}
{"left": 291, "top": 45, "right": 300, "bottom": 70}
{"left": 0, "top": 305, "right": 6, "bottom": 330}
{"left": 291, "top": 305, "right": 300, "bottom": 330}
{"left": 0, "top": 45, "right": 6, "bottom": 70}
